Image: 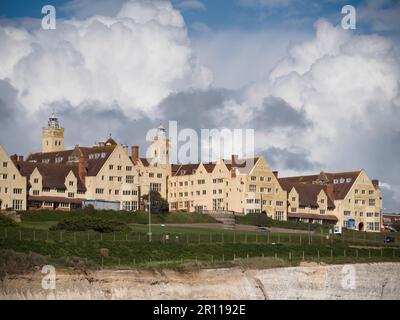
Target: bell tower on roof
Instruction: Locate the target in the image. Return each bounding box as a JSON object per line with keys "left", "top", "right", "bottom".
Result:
{"left": 42, "top": 112, "right": 65, "bottom": 153}
{"left": 148, "top": 123, "right": 171, "bottom": 167}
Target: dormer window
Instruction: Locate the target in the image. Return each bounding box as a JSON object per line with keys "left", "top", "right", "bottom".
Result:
{"left": 340, "top": 178, "right": 345, "bottom": 183}
{"left": 333, "top": 179, "right": 338, "bottom": 184}
{"left": 346, "top": 178, "right": 351, "bottom": 183}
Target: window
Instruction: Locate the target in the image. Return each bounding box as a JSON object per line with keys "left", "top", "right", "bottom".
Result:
{"left": 362, "top": 190, "right": 366, "bottom": 194}
{"left": 276, "top": 201, "right": 284, "bottom": 206}
{"left": 42, "top": 188, "right": 50, "bottom": 192}
{"left": 2, "top": 174, "right": 7, "bottom": 180}
{"left": 344, "top": 211, "right": 351, "bottom": 216}
{"left": 260, "top": 176, "right": 265, "bottom": 182}
{"left": 59, "top": 203, "right": 69, "bottom": 208}
{"left": 202, "top": 190, "right": 206, "bottom": 195}
{"left": 320, "top": 209, "right": 326, "bottom": 215}
{"left": 122, "top": 201, "right": 138, "bottom": 211}
{"left": 55, "top": 157, "right": 63, "bottom": 163}
{"left": 68, "top": 193, "right": 74, "bottom": 198}
{"left": 355, "top": 189, "right": 358, "bottom": 194}
{"left": 275, "top": 211, "right": 284, "bottom": 221}
{"left": 115, "top": 190, "right": 119, "bottom": 195}
{"left": 320, "top": 199, "right": 325, "bottom": 204}
{"left": 13, "top": 188, "right": 22, "bottom": 194}
{"left": 117, "top": 165, "right": 122, "bottom": 171}
{"left": 33, "top": 178, "right": 39, "bottom": 183}
{"left": 69, "top": 181, "right": 74, "bottom": 186}
{"left": 117, "top": 177, "right": 122, "bottom": 182}
{"left": 33, "top": 190, "right": 39, "bottom": 196}
{"left": 2, "top": 162, "right": 7, "bottom": 167}
{"left": 369, "top": 199, "right": 375, "bottom": 206}
{"left": 360, "top": 212, "right": 364, "bottom": 217}
{"left": 12, "top": 199, "right": 23, "bottom": 210}
{"left": 57, "top": 188, "right": 66, "bottom": 193}
{"left": 43, "top": 201, "right": 53, "bottom": 207}
{"left": 249, "top": 185, "right": 256, "bottom": 192}
{"left": 149, "top": 173, "right": 154, "bottom": 178}
{"left": 157, "top": 173, "right": 162, "bottom": 178}
{"left": 126, "top": 166, "right": 132, "bottom": 171}
{"left": 375, "top": 212, "right": 380, "bottom": 217}
{"left": 109, "top": 176, "right": 114, "bottom": 182}
{"left": 126, "top": 176, "right": 134, "bottom": 184}
{"left": 367, "top": 212, "right": 373, "bottom": 217}
{"left": 251, "top": 176, "right": 256, "bottom": 181}
{"left": 150, "top": 183, "right": 161, "bottom": 192}
{"left": 95, "top": 188, "right": 104, "bottom": 194}
{"left": 292, "top": 197, "right": 296, "bottom": 202}
{"left": 267, "top": 177, "right": 272, "bottom": 182}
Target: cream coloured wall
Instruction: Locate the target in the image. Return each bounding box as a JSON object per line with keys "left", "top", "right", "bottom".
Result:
{"left": 333, "top": 170, "right": 383, "bottom": 232}
{"left": 0, "top": 145, "right": 27, "bottom": 211}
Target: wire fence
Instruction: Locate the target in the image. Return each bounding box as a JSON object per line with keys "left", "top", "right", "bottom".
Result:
{"left": 0, "top": 227, "right": 398, "bottom": 247}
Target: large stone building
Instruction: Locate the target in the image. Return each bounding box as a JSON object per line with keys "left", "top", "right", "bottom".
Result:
{"left": 0, "top": 114, "right": 384, "bottom": 232}
{"left": 279, "top": 170, "right": 383, "bottom": 232}
{"left": 168, "top": 156, "right": 287, "bottom": 219}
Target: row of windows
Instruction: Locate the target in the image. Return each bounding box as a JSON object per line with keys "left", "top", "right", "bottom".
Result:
{"left": 249, "top": 185, "right": 278, "bottom": 193}
{"left": 0, "top": 173, "right": 18, "bottom": 180}
{"left": 344, "top": 211, "right": 380, "bottom": 217}
{"left": 354, "top": 199, "right": 376, "bottom": 206}
{"left": 355, "top": 189, "right": 374, "bottom": 195}
{"left": 250, "top": 176, "right": 273, "bottom": 182}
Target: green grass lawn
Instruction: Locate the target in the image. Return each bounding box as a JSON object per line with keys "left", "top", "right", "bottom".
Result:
{"left": 1, "top": 210, "right": 399, "bottom": 272}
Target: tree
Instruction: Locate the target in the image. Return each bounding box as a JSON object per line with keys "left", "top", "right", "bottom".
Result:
{"left": 142, "top": 191, "right": 169, "bottom": 213}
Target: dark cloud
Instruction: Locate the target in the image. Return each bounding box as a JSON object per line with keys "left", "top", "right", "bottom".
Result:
{"left": 263, "top": 146, "right": 321, "bottom": 171}
{"left": 253, "top": 96, "right": 311, "bottom": 129}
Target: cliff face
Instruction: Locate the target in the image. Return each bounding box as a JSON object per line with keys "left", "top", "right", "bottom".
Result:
{"left": 1, "top": 262, "right": 400, "bottom": 300}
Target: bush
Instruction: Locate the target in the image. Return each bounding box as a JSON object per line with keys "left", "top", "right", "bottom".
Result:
{"left": 51, "top": 216, "right": 129, "bottom": 233}
{"left": 236, "top": 213, "right": 272, "bottom": 227}
{"left": 0, "top": 214, "right": 19, "bottom": 227}
{"left": 82, "top": 204, "right": 95, "bottom": 215}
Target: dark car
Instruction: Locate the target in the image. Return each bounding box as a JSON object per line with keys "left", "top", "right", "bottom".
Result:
{"left": 256, "top": 226, "right": 271, "bottom": 232}
{"left": 383, "top": 236, "right": 395, "bottom": 243}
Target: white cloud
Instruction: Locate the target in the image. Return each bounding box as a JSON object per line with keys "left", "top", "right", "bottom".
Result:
{"left": 0, "top": 0, "right": 212, "bottom": 116}
{"left": 239, "top": 0, "right": 290, "bottom": 7}
{"left": 175, "top": 0, "right": 206, "bottom": 11}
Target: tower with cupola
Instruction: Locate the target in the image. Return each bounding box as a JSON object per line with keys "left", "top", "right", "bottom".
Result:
{"left": 42, "top": 113, "right": 64, "bottom": 153}
{"left": 148, "top": 123, "right": 171, "bottom": 167}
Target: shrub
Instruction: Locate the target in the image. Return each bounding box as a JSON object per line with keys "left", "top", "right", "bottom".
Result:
{"left": 236, "top": 213, "right": 272, "bottom": 227}
{"left": 82, "top": 204, "right": 95, "bottom": 215}
{"left": 0, "top": 214, "right": 19, "bottom": 227}
{"left": 50, "top": 216, "right": 129, "bottom": 233}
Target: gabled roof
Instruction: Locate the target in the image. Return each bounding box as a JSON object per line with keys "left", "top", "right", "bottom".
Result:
{"left": 223, "top": 157, "right": 259, "bottom": 174}
{"left": 15, "top": 161, "right": 86, "bottom": 191}
{"left": 172, "top": 164, "right": 200, "bottom": 176}
{"left": 279, "top": 181, "right": 335, "bottom": 209}
{"left": 279, "top": 171, "right": 362, "bottom": 200}
{"left": 26, "top": 144, "right": 116, "bottom": 177}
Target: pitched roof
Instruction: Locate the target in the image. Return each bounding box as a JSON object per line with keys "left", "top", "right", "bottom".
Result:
{"left": 223, "top": 157, "right": 259, "bottom": 174}
{"left": 15, "top": 161, "right": 86, "bottom": 191}
{"left": 172, "top": 164, "right": 200, "bottom": 176}
{"left": 279, "top": 181, "right": 335, "bottom": 209}
{"left": 26, "top": 144, "right": 116, "bottom": 177}
{"left": 287, "top": 212, "right": 338, "bottom": 222}
{"left": 279, "top": 171, "right": 361, "bottom": 200}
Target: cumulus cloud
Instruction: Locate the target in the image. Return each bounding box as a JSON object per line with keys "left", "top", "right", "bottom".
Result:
{"left": 0, "top": 0, "right": 212, "bottom": 116}
{"left": 174, "top": 0, "right": 206, "bottom": 11}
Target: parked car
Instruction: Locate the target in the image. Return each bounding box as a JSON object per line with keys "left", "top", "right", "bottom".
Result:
{"left": 256, "top": 226, "right": 270, "bottom": 232}
{"left": 383, "top": 236, "right": 395, "bottom": 243}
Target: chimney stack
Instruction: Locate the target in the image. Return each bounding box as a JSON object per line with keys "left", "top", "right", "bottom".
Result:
{"left": 10, "top": 154, "right": 18, "bottom": 161}
{"left": 78, "top": 156, "right": 88, "bottom": 183}
{"left": 131, "top": 146, "right": 139, "bottom": 164}
{"left": 273, "top": 171, "right": 278, "bottom": 178}
{"left": 231, "top": 154, "right": 238, "bottom": 168}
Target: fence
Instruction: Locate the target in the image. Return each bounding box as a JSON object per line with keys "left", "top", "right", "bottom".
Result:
{"left": 0, "top": 227, "right": 398, "bottom": 247}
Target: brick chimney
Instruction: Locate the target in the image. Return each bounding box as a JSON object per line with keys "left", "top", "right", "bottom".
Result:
{"left": 131, "top": 146, "right": 139, "bottom": 164}
{"left": 10, "top": 154, "right": 18, "bottom": 161}
{"left": 231, "top": 154, "right": 238, "bottom": 167}
{"left": 78, "top": 156, "right": 88, "bottom": 183}
{"left": 18, "top": 155, "right": 24, "bottom": 162}
{"left": 326, "top": 183, "right": 334, "bottom": 197}
{"left": 273, "top": 171, "right": 278, "bottom": 178}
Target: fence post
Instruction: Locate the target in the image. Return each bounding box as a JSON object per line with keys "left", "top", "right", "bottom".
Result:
{"left": 33, "top": 230, "right": 35, "bottom": 241}
{"left": 344, "top": 249, "right": 346, "bottom": 257}
{"left": 113, "top": 232, "right": 116, "bottom": 241}
{"left": 101, "top": 256, "right": 104, "bottom": 268}
{"left": 222, "top": 254, "right": 224, "bottom": 262}
{"left": 247, "top": 253, "right": 249, "bottom": 259}
{"left": 4, "top": 228, "right": 6, "bottom": 239}
{"left": 267, "top": 233, "right": 269, "bottom": 244}
{"left": 300, "top": 235, "right": 302, "bottom": 245}
{"left": 211, "top": 255, "right": 213, "bottom": 263}
{"left": 262, "top": 253, "right": 264, "bottom": 258}
{"left": 186, "top": 233, "right": 188, "bottom": 244}
{"left": 331, "top": 248, "right": 333, "bottom": 259}
{"left": 278, "top": 233, "right": 280, "bottom": 243}
{"left": 233, "top": 232, "right": 236, "bottom": 244}
{"left": 101, "top": 233, "right": 103, "bottom": 241}
{"left": 210, "top": 233, "right": 212, "bottom": 243}
{"left": 356, "top": 249, "right": 358, "bottom": 258}
{"left": 74, "top": 232, "right": 76, "bottom": 244}
{"left": 118, "top": 258, "right": 120, "bottom": 267}
{"left": 256, "top": 234, "right": 258, "bottom": 243}
{"left": 245, "top": 233, "right": 247, "bottom": 243}
{"left": 317, "top": 250, "right": 320, "bottom": 260}
{"left": 289, "top": 234, "right": 291, "bottom": 244}
{"left": 289, "top": 252, "right": 292, "bottom": 261}
{"left": 393, "top": 249, "right": 395, "bottom": 258}
{"left": 234, "top": 253, "right": 236, "bottom": 261}
{"left": 369, "top": 250, "right": 371, "bottom": 258}
{"left": 222, "top": 233, "right": 224, "bottom": 244}
{"left": 19, "top": 230, "right": 21, "bottom": 241}
{"left": 302, "top": 251, "right": 305, "bottom": 260}
{"left": 87, "top": 232, "right": 89, "bottom": 241}
{"left": 60, "top": 231, "right": 62, "bottom": 242}
{"left": 275, "top": 253, "right": 277, "bottom": 259}
{"left": 126, "top": 233, "right": 128, "bottom": 241}
{"left": 198, "top": 234, "right": 200, "bottom": 244}
{"left": 381, "top": 248, "right": 383, "bottom": 257}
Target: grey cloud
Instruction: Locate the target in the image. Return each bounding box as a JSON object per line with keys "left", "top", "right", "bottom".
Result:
{"left": 253, "top": 96, "right": 311, "bottom": 130}
{"left": 263, "top": 146, "right": 321, "bottom": 172}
